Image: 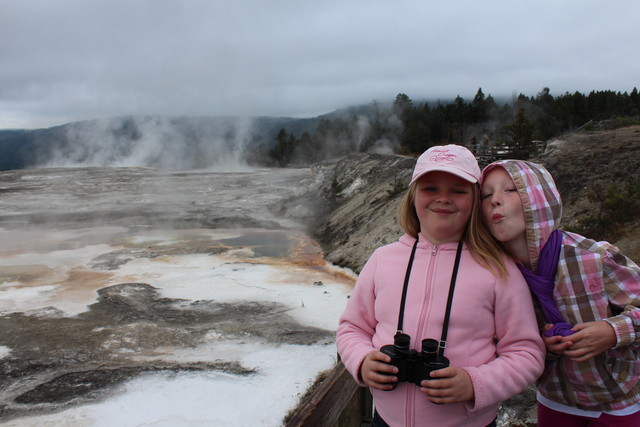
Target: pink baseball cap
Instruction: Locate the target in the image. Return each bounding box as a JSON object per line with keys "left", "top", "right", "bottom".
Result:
{"left": 410, "top": 144, "right": 481, "bottom": 185}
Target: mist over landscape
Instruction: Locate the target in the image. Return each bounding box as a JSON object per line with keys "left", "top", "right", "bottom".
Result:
{"left": 2, "top": 86, "right": 639, "bottom": 174}
{"left": 0, "top": 115, "right": 312, "bottom": 171}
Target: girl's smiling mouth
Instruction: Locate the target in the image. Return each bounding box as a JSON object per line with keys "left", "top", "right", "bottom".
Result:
{"left": 432, "top": 208, "right": 455, "bottom": 215}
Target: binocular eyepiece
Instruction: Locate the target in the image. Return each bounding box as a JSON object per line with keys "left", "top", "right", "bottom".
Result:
{"left": 380, "top": 333, "right": 449, "bottom": 388}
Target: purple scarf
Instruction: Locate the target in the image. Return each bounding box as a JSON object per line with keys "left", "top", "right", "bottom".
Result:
{"left": 517, "top": 229, "right": 575, "bottom": 337}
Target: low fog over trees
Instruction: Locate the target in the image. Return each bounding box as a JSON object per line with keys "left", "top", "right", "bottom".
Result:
{"left": 1, "top": 87, "right": 638, "bottom": 171}
{"left": 264, "top": 87, "right": 640, "bottom": 166}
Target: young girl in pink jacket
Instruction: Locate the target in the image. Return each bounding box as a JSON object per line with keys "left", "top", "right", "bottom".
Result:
{"left": 336, "top": 145, "right": 545, "bottom": 427}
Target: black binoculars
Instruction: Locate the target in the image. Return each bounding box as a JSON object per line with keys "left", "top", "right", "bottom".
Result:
{"left": 380, "top": 333, "right": 449, "bottom": 388}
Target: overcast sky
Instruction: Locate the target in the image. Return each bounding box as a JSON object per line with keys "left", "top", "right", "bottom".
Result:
{"left": 1, "top": 0, "right": 639, "bottom": 130}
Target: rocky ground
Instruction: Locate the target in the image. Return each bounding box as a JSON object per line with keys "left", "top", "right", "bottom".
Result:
{"left": 294, "top": 124, "right": 640, "bottom": 426}
{"left": 533, "top": 125, "right": 640, "bottom": 260}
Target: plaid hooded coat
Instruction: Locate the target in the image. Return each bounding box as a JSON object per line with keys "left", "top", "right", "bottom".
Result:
{"left": 482, "top": 160, "right": 640, "bottom": 411}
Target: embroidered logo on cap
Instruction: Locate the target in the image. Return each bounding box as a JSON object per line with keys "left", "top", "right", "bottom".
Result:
{"left": 431, "top": 148, "right": 456, "bottom": 162}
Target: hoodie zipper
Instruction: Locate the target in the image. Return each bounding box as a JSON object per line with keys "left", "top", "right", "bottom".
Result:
{"left": 405, "top": 242, "right": 439, "bottom": 426}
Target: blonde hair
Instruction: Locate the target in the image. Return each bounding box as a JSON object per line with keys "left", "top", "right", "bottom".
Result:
{"left": 397, "top": 181, "right": 508, "bottom": 278}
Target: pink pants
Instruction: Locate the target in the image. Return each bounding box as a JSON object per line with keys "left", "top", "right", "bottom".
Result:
{"left": 538, "top": 402, "right": 640, "bottom": 427}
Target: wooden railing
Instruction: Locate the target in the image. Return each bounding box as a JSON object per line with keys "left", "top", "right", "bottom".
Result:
{"left": 285, "top": 362, "right": 373, "bottom": 427}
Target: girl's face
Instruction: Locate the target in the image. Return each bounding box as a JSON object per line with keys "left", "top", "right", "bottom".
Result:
{"left": 414, "top": 171, "right": 473, "bottom": 245}
{"left": 480, "top": 167, "right": 526, "bottom": 250}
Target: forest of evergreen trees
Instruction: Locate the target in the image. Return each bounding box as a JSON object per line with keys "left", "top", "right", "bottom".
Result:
{"left": 259, "top": 87, "right": 640, "bottom": 166}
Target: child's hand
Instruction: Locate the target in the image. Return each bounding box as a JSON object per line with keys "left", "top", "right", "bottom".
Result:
{"left": 562, "top": 321, "right": 616, "bottom": 362}
{"left": 419, "top": 367, "right": 474, "bottom": 403}
{"left": 360, "top": 350, "right": 398, "bottom": 391}
{"left": 542, "top": 323, "right": 573, "bottom": 354}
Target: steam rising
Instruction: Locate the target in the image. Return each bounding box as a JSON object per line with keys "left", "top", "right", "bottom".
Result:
{"left": 38, "top": 116, "right": 259, "bottom": 171}
{"left": 27, "top": 109, "right": 402, "bottom": 171}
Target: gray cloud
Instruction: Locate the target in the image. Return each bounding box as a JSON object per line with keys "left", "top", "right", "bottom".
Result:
{"left": 1, "top": 0, "right": 639, "bottom": 129}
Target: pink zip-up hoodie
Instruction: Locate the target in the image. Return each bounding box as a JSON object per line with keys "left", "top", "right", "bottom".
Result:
{"left": 336, "top": 234, "right": 545, "bottom": 427}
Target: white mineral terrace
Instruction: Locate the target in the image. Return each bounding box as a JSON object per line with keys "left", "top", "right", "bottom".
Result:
{"left": 0, "top": 226, "right": 354, "bottom": 426}
{"left": 0, "top": 166, "right": 356, "bottom": 426}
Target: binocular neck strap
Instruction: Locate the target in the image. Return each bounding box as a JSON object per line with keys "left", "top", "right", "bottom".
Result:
{"left": 396, "top": 238, "right": 464, "bottom": 357}
{"left": 396, "top": 238, "right": 419, "bottom": 334}
{"left": 439, "top": 240, "right": 464, "bottom": 356}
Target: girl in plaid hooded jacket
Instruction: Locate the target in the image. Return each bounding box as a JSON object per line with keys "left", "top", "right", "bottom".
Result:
{"left": 481, "top": 160, "right": 640, "bottom": 427}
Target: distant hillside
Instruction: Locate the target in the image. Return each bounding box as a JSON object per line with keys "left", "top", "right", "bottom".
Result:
{"left": 531, "top": 125, "right": 640, "bottom": 259}
{"left": 0, "top": 115, "right": 320, "bottom": 171}
{"left": 286, "top": 125, "right": 640, "bottom": 273}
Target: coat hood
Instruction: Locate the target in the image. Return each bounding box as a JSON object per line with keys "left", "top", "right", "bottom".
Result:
{"left": 481, "top": 160, "right": 562, "bottom": 271}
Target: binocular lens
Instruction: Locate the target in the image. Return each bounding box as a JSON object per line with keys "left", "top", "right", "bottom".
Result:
{"left": 393, "top": 333, "right": 411, "bottom": 351}
{"left": 421, "top": 338, "right": 438, "bottom": 354}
